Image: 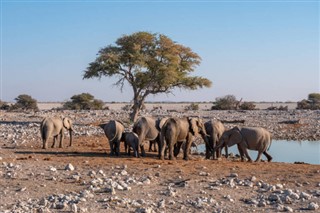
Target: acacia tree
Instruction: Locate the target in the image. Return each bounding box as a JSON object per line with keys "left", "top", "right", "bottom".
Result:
{"left": 83, "top": 31, "right": 212, "bottom": 121}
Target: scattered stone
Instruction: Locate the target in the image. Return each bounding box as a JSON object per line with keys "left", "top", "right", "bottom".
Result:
{"left": 65, "top": 163, "right": 75, "bottom": 171}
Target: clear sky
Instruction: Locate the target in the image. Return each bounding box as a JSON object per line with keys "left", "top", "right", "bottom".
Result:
{"left": 1, "top": 0, "right": 319, "bottom": 103}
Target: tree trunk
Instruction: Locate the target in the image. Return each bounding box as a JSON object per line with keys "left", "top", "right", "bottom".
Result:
{"left": 130, "top": 105, "right": 140, "bottom": 123}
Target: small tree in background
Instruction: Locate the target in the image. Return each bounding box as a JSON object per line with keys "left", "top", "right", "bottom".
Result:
{"left": 297, "top": 93, "right": 320, "bottom": 110}
{"left": 63, "top": 93, "right": 105, "bottom": 110}
{"left": 212, "top": 95, "right": 238, "bottom": 110}
{"left": 11, "top": 94, "right": 39, "bottom": 111}
{"left": 185, "top": 103, "right": 199, "bottom": 111}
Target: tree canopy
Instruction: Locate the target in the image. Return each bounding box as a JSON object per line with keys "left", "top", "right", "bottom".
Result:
{"left": 83, "top": 31, "right": 212, "bottom": 121}
{"left": 12, "top": 94, "right": 39, "bottom": 111}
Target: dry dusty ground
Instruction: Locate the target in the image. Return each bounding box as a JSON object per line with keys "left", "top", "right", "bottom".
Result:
{"left": 0, "top": 108, "right": 320, "bottom": 212}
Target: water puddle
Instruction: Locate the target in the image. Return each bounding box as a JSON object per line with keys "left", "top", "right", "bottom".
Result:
{"left": 196, "top": 140, "right": 320, "bottom": 165}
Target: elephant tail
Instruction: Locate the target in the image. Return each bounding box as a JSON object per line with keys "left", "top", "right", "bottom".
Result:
{"left": 41, "top": 126, "right": 48, "bottom": 142}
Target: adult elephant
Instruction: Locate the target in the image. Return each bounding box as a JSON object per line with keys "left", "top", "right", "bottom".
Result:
{"left": 99, "top": 120, "right": 124, "bottom": 156}
{"left": 204, "top": 120, "right": 225, "bottom": 159}
{"left": 160, "top": 117, "right": 209, "bottom": 161}
{"left": 133, "top": 116, "right": 168, "bottom": 157}
{"left": 40, "top": 117, "right": 74, "bottom": 149}
{"left": 215, "top": 126, "right": 273, "bottom": 162}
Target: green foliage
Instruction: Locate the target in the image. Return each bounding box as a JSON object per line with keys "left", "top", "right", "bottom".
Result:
{"left": 239, "top": 102, "right": 256, "bottom": 110}
{"left": 63, "top": 93, "right": 105, "bottom": 110}
{"left": 12, "top": 94, "right": 39, "bottom": 111}
{"left": 212, "top": 95, "right": 238, "bottom": 110}
{"left": 297, "top": 93, "right": 320, "bottom": 110}
{"left": 83, "top": 31, "right": 212, "bottom": 121}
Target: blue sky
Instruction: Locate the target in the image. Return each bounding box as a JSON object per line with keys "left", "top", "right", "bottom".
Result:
{"left": 1, "top": 0, "right": 319, "bottom": 102}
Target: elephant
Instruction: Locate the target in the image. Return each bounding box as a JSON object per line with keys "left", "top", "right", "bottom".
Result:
{"left": 40, "top": 117, "right": 74, "bottom": 149}
{"left": 133, "top": 116, "right": 168, "bottom": 157}
{"left": 99, "top": 120, "right": 124, "bottom": 156}
{"left": 121, "top": 131, "right": 139, "bottom": 157}
{"left": 204, "top": 120, "right": 226, "bottom": 159}
{"left": 160, "top": 117, "right": 209, "bottom": 161}
{"left": 215, "top": 126, "right": 273, "bottom": 162}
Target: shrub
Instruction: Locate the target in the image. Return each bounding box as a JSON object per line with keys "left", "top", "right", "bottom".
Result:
{"left": 297, "top": 93, "right": 320, "bottom": 110}
{"left": 0, "top": 100, "right": 10, "bottom": 110}
{"left": 211, "top": 95, "right": 238, "bottom": 110}
{"left": 11, "top": 94, "right": 39, "bottom": 111}
{"left": 239, "top": 102, "right": 256, "bottom": 110}
{"left": 63, "top": 93, "right": 105, "bottom": 110}
{"left": 185, "top": 103, "right": 199, "bottom": 111}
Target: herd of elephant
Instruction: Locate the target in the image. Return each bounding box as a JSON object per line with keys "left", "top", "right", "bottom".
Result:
{"left": 40, "top": 116, "right": 273, "bottom": 162}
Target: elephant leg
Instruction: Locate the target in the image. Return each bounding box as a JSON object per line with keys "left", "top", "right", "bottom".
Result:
{"left": 237, "top": 145, "right": 245, "bottom": 162}
{"left": 174, "top": 142, "right": 183, "bottom": 157}
{"left": 205, "top": 142, "right": 211, "bottom": 159}
{"left": 59, "top": 132, "right": 64, "bottom": 148}
{"left": 160, "top": 140, "right": 166, "bottom": 160}
{"left": 140, "top": 143, "right": 146, "bottom": 157}
{"left": 148, "top": 141, "right": 152, "bottom": 152}
{"left": 109, "top": 140, "right": 114, "bottom": 156}
{"left": 52, "top": 136, "right": 57, "bottom": 148}
{"left": 239, "top": 143, "right": 252, "bottom": 162}
{"left": 183, "top": 137, "right": 193, "bottom": 161}
{"left": 224, "top": 144, "right": 228, "bottom": 158}
{"left": 115, "top": 140, "right": 120, "bottom": 156}
{"left": 255, "top": 151, "right": 263, "bottom": 162}
{"left": 169, "top": 142, "right": 175, "bottom": 160}
{"left": 263, "top": 151, "right": 273, "bottom": 162}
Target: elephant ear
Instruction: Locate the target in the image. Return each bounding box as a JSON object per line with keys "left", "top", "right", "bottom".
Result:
{"left": 188, "top": 118, "right": 199, "bottom": 136}
{"left": 227, "top": 127, "right": 242, "bottom": 147}
{"left": 63, "top": 117, "right": 73, "bottom": 131}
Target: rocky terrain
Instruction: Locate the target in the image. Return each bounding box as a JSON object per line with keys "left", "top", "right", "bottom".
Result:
{"left": 0, "top": 107, "right": 320, "bottom": 212}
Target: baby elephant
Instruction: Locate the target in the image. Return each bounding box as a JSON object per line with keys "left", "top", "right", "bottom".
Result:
{"left": 40, "top": 117, "right": 74, "bottom": 149}
{"left": 121, "top": 132, "right": 139, "bottom": 157}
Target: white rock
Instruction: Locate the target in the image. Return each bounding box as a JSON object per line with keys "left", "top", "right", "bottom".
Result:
{"left": 65, "top": 163, "right": 75, "bottom": 171}
{"left": 307, "top": 202, "right": 319, "bottom": 210}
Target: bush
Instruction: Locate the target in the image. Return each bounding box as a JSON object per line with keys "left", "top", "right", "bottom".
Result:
{"left": 239, "top": 102, "right": 256, "bottom": 110}
{"left": 63, "top": 93, "right": 105, "bottom": 110}
{"left": 11, "top": 94, "right": 39, "bottom": 111}
{"left": 185, "top": 103, "right": 199, "bottom": 111}
{"left": 297, "top": 93, "right": 320, "bottom": 110}
{"left": 211, "top": 95, "right": 238, "bottom": 110}
{"left": 0, "top": 100, "right": 10, "bottom": 110}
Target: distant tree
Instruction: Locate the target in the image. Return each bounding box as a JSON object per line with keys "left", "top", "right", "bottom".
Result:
{"left": 11, "top": 94, "right": 39, "bottom": 111}
{"left": 83, "top": 31, "right": 212, "bottom": 121}
{"left": 63, "top": 93, "right": 105, "bottom": 110}
{"left": 297, "top": 93, "right": 320, "bottom": 110}
{"left": 212, "top": 95, "right": 238, "bottom": 110}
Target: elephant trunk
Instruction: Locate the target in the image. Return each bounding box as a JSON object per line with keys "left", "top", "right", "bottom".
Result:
{"left": 201, "top": 132, "right": 213, "bottom": 153}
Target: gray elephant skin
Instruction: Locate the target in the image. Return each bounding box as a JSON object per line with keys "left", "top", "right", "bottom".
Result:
{"left": 133, "top": 116, "right": 168, "bottom": 157}
{"left": 160, "top": 117, "right": 209, "bottom": 161}
{"left": 40, "top": 117, "right": 74, "bottom": 149}
{"left": 121, "top": 131, "right": 139, "bottom": 157}
{"left": 99, "top": 120, "right": 124, "bottom": 156}
{"left": 204, "top": 120, "right": 225, "bottom": 159}
{"left": 216, "top": 126, "right": 273, "bottom": 162}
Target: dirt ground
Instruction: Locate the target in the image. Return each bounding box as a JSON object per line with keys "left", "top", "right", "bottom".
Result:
{"left": 1, "top": 134, "right": 320, "bottom": 212}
